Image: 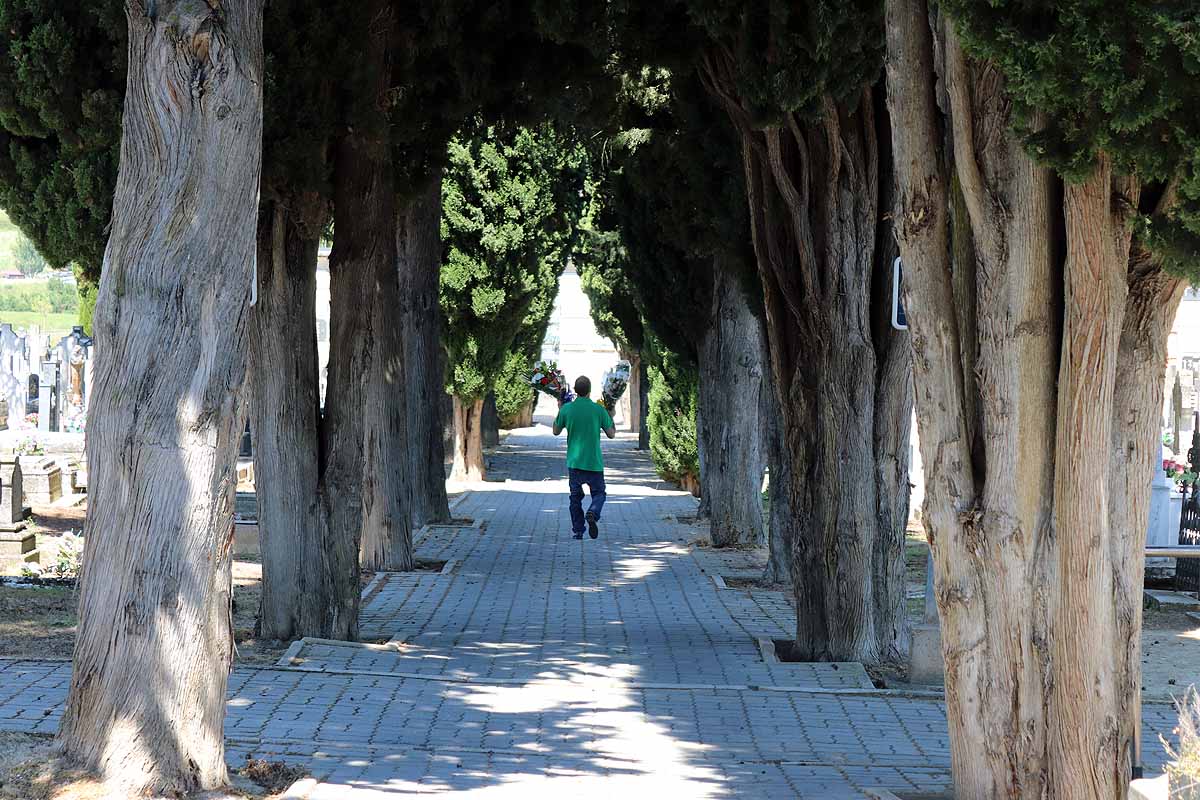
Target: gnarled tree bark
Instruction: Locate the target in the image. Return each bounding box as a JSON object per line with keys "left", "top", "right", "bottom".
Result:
{"left": 58, "top": 1, "right": 264, "bottom": 793}
{"left": 315, "top": 0, "right": 399, "bottom": 636}
{"left": 762, "top": 321, "right": 796, "bottom": 585}
{"left": 450, "top": 395, "right": 485, "bottom": 482}
{"left": 251, "top": 198, "right": 332, "bottom": 639}
{"left": 885, "top": 3, "right": 1186, "bottom": 795}
{"left": 702, "top": 62, "right": 913, "bottom": 662}
{"left": 398, "top": 178, "right": 451, "bottom": 526}
{"left": 697, "top": 260, "right": 766, "bottom": 547}
{"left": 359, "top": 223, "right": 413, "bottom": 571}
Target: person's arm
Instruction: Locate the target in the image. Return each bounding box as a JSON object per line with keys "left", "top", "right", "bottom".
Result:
{"left": 602, "top": 409, "right": 616, "bottom": 439}
{"left": 553, "top": 410, "right": 565, "bottom": 436}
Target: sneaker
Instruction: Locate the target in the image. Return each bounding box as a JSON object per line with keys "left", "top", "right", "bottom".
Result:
{"left": 572, "top": 532, "right": 583, "bottom": 540}
{"left": 586, "top": 511, "right": 599, "bottom": 539}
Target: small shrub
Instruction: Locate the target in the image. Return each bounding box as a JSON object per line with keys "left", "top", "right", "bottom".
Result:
{"left": 493, "top": 351, "right": 536, "bottom": 426}
{"left": 1163, "top": 687, "right": 1200, "bottom": 799}
{"left": 647, "top": 349, "right": 699, "bottom": 486}
{"left": 24, "top": 532, "right": 86, "bottom": 581}
{"left": 14, "top": 435, "right": 43, "bottom": 455}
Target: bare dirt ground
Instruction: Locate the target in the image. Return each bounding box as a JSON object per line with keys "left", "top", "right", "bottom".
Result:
{"left": 2, "top": 546, "right": 287, "bottom": 666}
{"left": 0, "top": 732, "right": 305, "bottom": 800}
{"left": 1142, "top": 607, "right": 1200, "bottom": 701}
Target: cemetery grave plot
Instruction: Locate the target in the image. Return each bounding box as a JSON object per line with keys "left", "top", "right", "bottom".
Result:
{"left": 0, "top": 584, "right": 75, "bottom": 658}
{"left": 0, "top": 555, "right": 288, "bottom": 666}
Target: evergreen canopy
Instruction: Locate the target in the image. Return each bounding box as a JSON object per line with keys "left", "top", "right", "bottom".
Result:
{"left": 440, "top": 122, "right": 589, "bottom": 401}
{"left": 943, "top": 0, "right": 1200, "bottom": 280}
{"left": 0, "top": 1, "right": 124, "bottom": 280}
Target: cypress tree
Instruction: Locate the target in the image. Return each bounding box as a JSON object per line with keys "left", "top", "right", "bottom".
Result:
{"left": 543, "top": 1, "right": 914, "bottom": 660}
{"left": 887, "top": 0, "right": 1200, "bottom": 795}
{"left": 0, "top": 1, "right": 124, "bottom": 328}
{"left": 440, "top": 121, "right": 588, "bottom": 480}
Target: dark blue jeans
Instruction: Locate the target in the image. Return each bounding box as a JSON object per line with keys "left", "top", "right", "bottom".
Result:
{"left": 568, "top": 468, "right": 606, "bottom": 533}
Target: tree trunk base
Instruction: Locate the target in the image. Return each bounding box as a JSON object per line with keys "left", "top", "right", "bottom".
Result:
{"left": 450, "top": 396, "right": 486, "bottom": 482}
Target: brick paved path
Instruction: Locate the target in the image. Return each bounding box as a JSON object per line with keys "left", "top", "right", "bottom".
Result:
{"left": 0, "top": 424, "right": 1182, "bottom": 798}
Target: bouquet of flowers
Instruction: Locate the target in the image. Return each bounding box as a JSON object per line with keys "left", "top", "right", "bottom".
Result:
{"left": 15, "top": 434, "right": 43, "bottom": 456}
{"left": 1164, "top": 458, "right": 1198, "bottom": 491}
{"left": 62, "top": 406, "right": 86, "bottom": 434}
{"left": 530, "top": 360, "right": 574, "bottom": 404}
{"left": 601, "top": 360, "right": 631, "bottom": 414}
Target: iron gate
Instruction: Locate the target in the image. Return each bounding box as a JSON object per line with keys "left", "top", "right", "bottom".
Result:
{"left": 1179, "top": 415, "right": 1200, "bottom": 595}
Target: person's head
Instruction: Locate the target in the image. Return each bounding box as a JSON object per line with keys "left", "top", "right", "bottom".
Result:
{"left": 574, "top": 375, "right": 591, "bottom": 397}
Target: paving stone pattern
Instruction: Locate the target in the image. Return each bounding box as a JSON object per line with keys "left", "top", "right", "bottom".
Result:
{"left": 0, "top": 425, "right": 1183, "bottom": 797}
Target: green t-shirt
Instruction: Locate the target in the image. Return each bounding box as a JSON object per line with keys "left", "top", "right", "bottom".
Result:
{"left": 555, "top": 397, "right": 614, "bottom": 472}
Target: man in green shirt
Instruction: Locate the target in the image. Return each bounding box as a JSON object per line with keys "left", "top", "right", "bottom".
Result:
{"left": 553, "top": 375, "right": 616, "bottom": 539}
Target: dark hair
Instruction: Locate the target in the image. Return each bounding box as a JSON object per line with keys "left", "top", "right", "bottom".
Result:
{"left": 574, "top": 375, "right": 591, "bottom": 397}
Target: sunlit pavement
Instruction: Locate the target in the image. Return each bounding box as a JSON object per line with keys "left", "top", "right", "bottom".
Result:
{"left": 0, "top": 424, "right": 1181, "bottom": 797}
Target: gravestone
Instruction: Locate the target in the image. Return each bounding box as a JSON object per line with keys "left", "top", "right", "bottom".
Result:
{"left": 38, "top": 361, "right": 59, "bottom": 432}
{"left": 0, "top": 324, "right": 29, "bottom": 417}
{"left": 239, "top": 420, "right": 253, "bottom": 458}
{"left": 908, "top": 550, "right": 943, "bottom": 684}
{"left": 0, "top": 452, "right": 28, "bottom": 531}
{"left": 21, "top": 456, "right": 62, "bottom": 506}
{"left": 0, "top": 451, "right": 35, "bottom": 569}
{"left": 25, "top": 372, "right": 38, "bottom": 416}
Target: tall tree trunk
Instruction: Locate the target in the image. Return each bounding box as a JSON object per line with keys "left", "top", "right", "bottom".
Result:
{"left": 398, "top": 178, "right": 451, "bottom": 526}
{"left": 697, "top": 261, "right": 766, "bottom": 547}
{"left": 481, "top": 392, "right": 500, "bottom": 448}
{"left": 1108, "top": 256, "right": 1187, "bottom": 788}
{"left": 317, "top": 0, "right": 398, "bottom": 638}
{"left": 620, "top": 349, "right": 643, "bottom": 436}
{"left": 450, "top": 395, "right": 485, "bottom": 482}
{"left": 886, "top": 5, "right": 1184, "bottom": 795}
{"left": 702, "top": 62, "right": 912, "bottom": 662}
{"left": 763, "top": 325, "right": 796, "bottom": 584}
{"left": 252, "top": 199, "right": 330, "bottom": 639}
{"left": 59, "top": 1, "right": 263, "bottom": 793}
{"left": 359, "top": 224, "right": 413, "bottom": 571}
{"left": 637, "top": 357, "right": 650, "bottom": 450}
{"left": 695, "top": 400, "right": 711, "bottom": 519}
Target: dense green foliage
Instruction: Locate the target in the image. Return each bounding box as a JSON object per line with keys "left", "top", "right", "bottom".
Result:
{"left": 493, "top": 351, "right": 537, "bottom": 425}
{"left": 393, "top": 1, "right": 616, "bottom": 201}
{"left": 646, "top": 339, "right": 699, "bottom": 484}
{"left": 943, "top": 0, "right": 1200, "bottom": 281}
{"left": 577, "top": 226, "right": 644, "bottom": 353}
{"left": 74, "top": 265, "right": 95, "bottom": 333}
{"left": 586, "top": 73, "right": 754, "bottom": 363}
{"left": 539, "top": 1, "right": 882, "bottom": 126}
{"left": 261, "top": 1, "right": 342, "bottom": 220}
{"left": 440, "top": 122, "right": 588, "bottom": 401}
{"left": 0, "top": 1, "right": 124, "bottom": 282}
{"left": 0, "top": 277, "right": 77, "bottom": 314}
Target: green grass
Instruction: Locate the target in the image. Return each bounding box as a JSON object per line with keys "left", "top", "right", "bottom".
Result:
{"left": 0, "top": 311, "right": 76, "bottom": 338}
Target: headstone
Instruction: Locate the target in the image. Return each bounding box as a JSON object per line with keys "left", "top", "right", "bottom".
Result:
{"left": 21, "top": 455, "right": 62, "bottom": 506}
{"left": 0, "top": 452, "right": 28, "bottom": 531}
{"left": 909, "top": 549, "right": 944, "bottom": 684}
{"left": 0, "top": 451, "right": 35, "bottom": 569}
{"left": 38, "top": 361, "right": 59, "bottom": 432}
{"left": 0, "top": 323, "right": 29, "bottom": 417}
{"left": 25, "top": 372, "right": 38, "bottom": 416}
{"left": 1148, "top": 457, "right": 1181, "bottom": 549}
